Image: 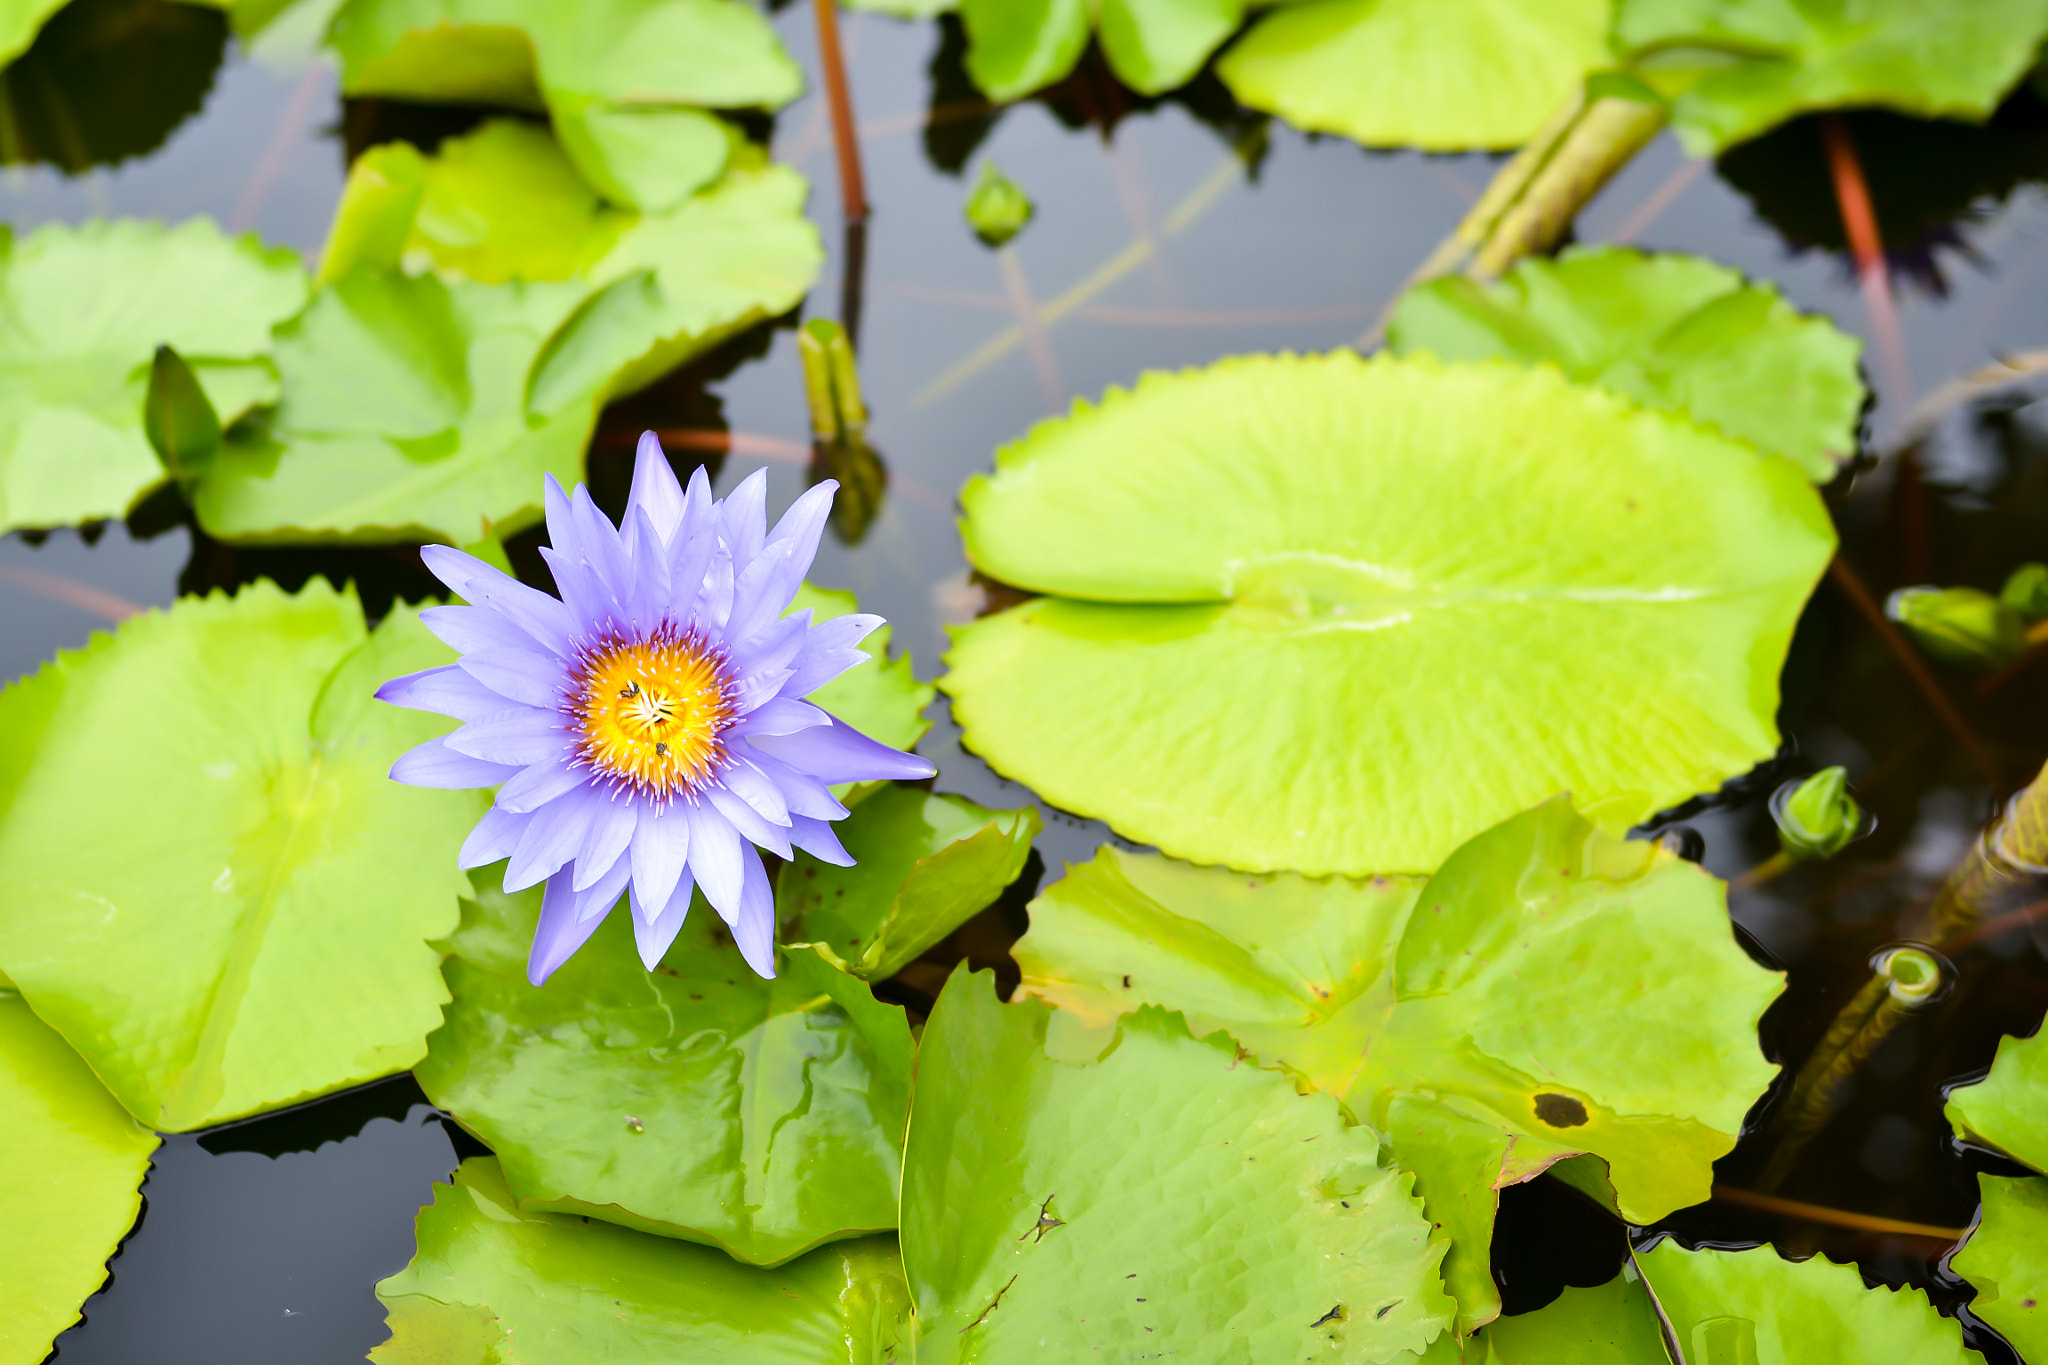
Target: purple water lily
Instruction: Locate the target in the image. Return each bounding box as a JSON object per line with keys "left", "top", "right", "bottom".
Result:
{"left": 378, "top": 434, "right": 934, "bottom": 985}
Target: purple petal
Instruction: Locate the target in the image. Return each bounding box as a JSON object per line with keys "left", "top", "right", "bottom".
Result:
{"left": 420, "top": 604, "right": 538, "bottom": 656}
{"left": 731, "top": 668, "right": 795, "bottom": 716}
{"left": 422, "top": 545, "right": 575, "bottom": 654}
{"left": 630, "top": 872, "right": 695, "bottom": 969}
{"left": 628, "top": 802, "right": 691, "bottom": 920}
{"left": 457, "top": 646, "right": 565, "bottom": 709}
{"left": 749, "top": 718, "right": 935, "bottom": 783}
{"left": 724, "top": 538, "right": 800, "bottom": 647}
{"left": 574, "top": 797, "right": 636, "bottom": 892}
{"left": 575, "top": 848, "right": 633, "bottom": 923}
{"left": 737, "top": 748, "right": 846, "bottom": 820}
{"left": 571, "top": 483, "right": 634, "bottom": 607}
{"left": 784, "top": 614, "right": 884, "bottom": 697}
{"left": 732, "top": 612, "right": 808, "bottom": 688}
{"left": 624, "top": 504, "right": 672, "bottom": 627}
{"left": 537, "top": 545, "right": 612, "bottom": 631}
{"left": 505, "top": 789, "right": 600, "bottom": 892}
{"left": 625, "top": 432, "right": 686, "bottom": 551}
{"left": 719, "top": 757, "right": 790, "bottom": 826}
{"left": 446, "top": 707, "right": 571, "bottom": 767}
{"left": 390, "top": 735, "right": 522, "bottom": 789}
{"left": 459, "top": 804, "right": 530, "bottom": 868}
{"left": 729, "top": 847, "right": 776, "bottom": 980}
{"left": 765, "top": 479, "right": 835, "bottom": 564}
{"left": 685, "top": 801, "right": 746, "bottom": 924}
{"left": 728, "top": 696, "right": 829, "bottom": 738}
{"left": 376, "top": 665, "right": 510, "bottom": 723}
{"left": 528, "top": 869, "right": 608, "bottom": 986}
{"left": 707, "top": 785, "right": 792, "bottom": 859}
{"left": 788, "top": 812, "right": 854, "bottom": 866}
{"left": 496, "top": 760, "right": 588, "bottom": 813}
{"left": 720, "top": 468, "right": 768, "bottom": 572}
{"left": 415, "top": 543, "right": 499, "bottom": 599}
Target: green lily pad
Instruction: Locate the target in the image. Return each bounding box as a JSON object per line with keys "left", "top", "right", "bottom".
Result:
{"left": 1945, "top": 1024, "right": 2048, "bottom": 1172}
{"left": 417, "top": 878, "right": 913, "bottom": 1265}
{"left": 959, "top": 0, "right": 1244, "bottom": 100}
{"left": 1388, "top": 247, "right": 1865, "bottom": 482}
{"left": 1953, "top": 1175, "right": 2048, "bottom": 1363}
{"left": 1634, "top": 1240, "right": 1977, "bottom": 1363}
{"left": 779, "top": 784, "right": 1040, "bottom": 980}
{"left": 1013, "top": 799, "right": 1783, "bottom": 1331}
{"left": 0, "top": 581, "right": 481, "bottom": 1130}
{"left": 899, "top": 966, "right": 1455, "bottom": 1363}
{"left": 0, "top": 0, "right": 67, "bottom": 65}
{"left": 942, "top": 353, "right": 1836, "bottom": 876}
{"left": 370, "top": 1157, "right": 911, "bottom": 1362}
{"left": 1216, "top": 0, "right": 1609, "bottom": 151}
{"left": 330, "top": 0, "right": 801, "bottom": 199}
{"left": 0, "top": 217, "right": 308, "bottom": 534}
{"left": 849, "top": 0, "right": 955, "bottom": 15}
{"left": 0, "top": 993, "right": 159, "bottom": 1365}
{"left": 1470, "top": 1271, "right": 1669, "bottom": 1362}
{"left": 1614, "top": 0, "right": 2048, "bottom": 155}
{"left": 792, "top": 582, "right": 935, "bottom": 764}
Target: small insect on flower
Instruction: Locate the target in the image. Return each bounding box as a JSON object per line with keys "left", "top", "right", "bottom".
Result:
{"left": 376, "top": 433, "right": 935, "bottom": 986}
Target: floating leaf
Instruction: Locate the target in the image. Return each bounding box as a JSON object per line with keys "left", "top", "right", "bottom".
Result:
{"left": 1013, "top": 799, "right": 1783, "bottom": 1331}
{"left": 1614, "top": 0, "right": 2048, "bottom": 155}
{"left": 0, "top": 993, "right": 158, "bottom": 1365}
{"left": 0, "top": 0, "right": 67, "bottom": 65}
{"left": 0, "top": 581, "right": 481, "bottom": 1130}
{"left": 370, "top": 1157, "right": 911, "bottom": 1362}
{"left": 330, "top": 0, "right": 801, "bottom": 197}
{"left": 899, "top": 967, "right": 1455, "bottom": 1363}
{"left": 1952, "top": 1175, "right": 2048, "bottom": 1362}
{"left": 959, "top": 0, "right": 1243, "bottom": 100}
{"left": 1216, "top": 0, "right": 1609, "bottom": 151}
{"left": 942, "top": 353, "right": 1835, "bottom": 875}
{"left": 1469, "top": 1272, "right": 1669, "bottom": 1362}
{"left": 779, "top": 784, "right": 1040, "bottom": 980}
{"left": 847, "top": 0, "right": 955, "bottom": 15}
{"left": 0, "top": 217, "right": 308, "bottom": 534}
{"left": 1388, "top": 247, "right": 1865, "bottom": 482}
{"left": 1947, "top": 1024, "right": 2048, "bottom": 1171}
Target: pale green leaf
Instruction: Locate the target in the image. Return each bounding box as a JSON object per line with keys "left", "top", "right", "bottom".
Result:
{"left": 900, "top": 967, "right": 1456, "bottom": 1363}
{"left": 417, "top": 881, "right": 914, "bottom": 1265}
{"left": 959, "top": 0, "right": 1091, "bottom": 101}
{"left": 1097, "top": 0, "right": 1246, "bottom": 96}
{"left": 1952, "top": 1175, "right": 2048, "bottom": 1363}
{"left": 942, "top": 353, "right": 1836, "bottom": 875}
{"left": 847, "top": 0, "right": 955, "bottom": 15}
{"left": 1388, "top": 247, "right": 1865, "bottom": 482}
{"left": 0, "top": 218, "right": 308, "bottom": 533}
{"left": 1615, "top": 0, "right": 2048, "bottom": 155}
{"left": 1217, "top": 0, "right": 1610, "bottom": 151}
{"left": 0, "top": 0, "right": 65, "bottom": 66}
{"left": 0, "top": 581, "right": 481, "bottom": 1130}
{"left": 0, "top": 994, "right": 158, "bottom": 1365}
{"left": 1946, "top": 1023, "right": 2048, "bottom": 1173}
{"left": 551, "top": 97, "right": 734, "bottom": 213}
{"left": 959, "top": 0, "right": 1240, "bottom": 99}
{"left": 370, "top": 1157, "right": 911, "bottom": 1363}
{"left": 1014, "top": 800, "right": 1784, "bottom": 1332}
{"left": 1471, "top": 1271, "right": 1669, "bottom": 1362}
{"left": 778, "top": 784, "right": 1040, "bottom": 980}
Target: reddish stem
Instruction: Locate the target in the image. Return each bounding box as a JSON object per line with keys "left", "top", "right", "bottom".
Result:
{"left": 1820, "top": 115, "right": 1912, "bottom": 402}
{"left": 813, "top": 0, "right": 868, "bottom": 226}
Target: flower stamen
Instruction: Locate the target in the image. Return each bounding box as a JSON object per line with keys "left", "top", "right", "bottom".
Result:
{"left": 567, "top": 624, "right": 733, "bottom": 801}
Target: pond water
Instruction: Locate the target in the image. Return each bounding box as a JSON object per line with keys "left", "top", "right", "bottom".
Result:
{"left": 8, "top": 5, "right": 2048, "bottom": 1362}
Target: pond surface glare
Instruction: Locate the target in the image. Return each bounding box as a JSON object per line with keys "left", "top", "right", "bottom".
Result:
{"left": 5, "top": 6, "right": 2048, "bottom": 1361}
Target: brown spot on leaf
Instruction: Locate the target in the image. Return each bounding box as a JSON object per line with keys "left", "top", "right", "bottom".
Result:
{"left": 1534, "top": 1093, "right": 1589, "bottom": 1127}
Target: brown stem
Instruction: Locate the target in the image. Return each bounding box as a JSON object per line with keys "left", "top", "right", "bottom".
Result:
{"left": 1821, "top": 115, "right": 1911, "bottom": 402}
{"left": 1710, "top": 1185, "right": 1968, "bottom": 1242}
{"left": 813, "top": 0, "right": 868, "bottom": 226}
{"left": 1939, "top": 894, "right": 2048, "bottom": 955}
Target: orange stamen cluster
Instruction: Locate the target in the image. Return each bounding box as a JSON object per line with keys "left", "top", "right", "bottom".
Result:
{"left": 568, "top": 625, "right": 732, "bottom": 801}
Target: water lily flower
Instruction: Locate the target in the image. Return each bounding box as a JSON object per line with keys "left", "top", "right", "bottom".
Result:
{"left": 377, "top": 434, "right": 935, "bottom": 985}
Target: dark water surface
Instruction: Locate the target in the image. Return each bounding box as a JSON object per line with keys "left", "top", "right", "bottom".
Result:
{"left": 9, "top": 6, "right": 2048, "bottom": 1361}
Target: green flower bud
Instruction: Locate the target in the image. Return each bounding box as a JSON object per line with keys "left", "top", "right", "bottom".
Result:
{"left": 966, "top": 161, "right": 1033, "bottom": 248}
{"left": 2001, "top": 562, "right": 2048, "bottom": 623}
{"left": 1885, "top": 585, "right": 2028, "bottom": 670}
{"left": 1771, "top": 766, "right": 1865, "bottom": 861}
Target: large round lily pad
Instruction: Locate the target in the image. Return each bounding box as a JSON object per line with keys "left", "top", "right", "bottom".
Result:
{"left": 1217, "top": 0, "right": 1609, "bottom": 151}
{"left": 899, "top": 966, "right": 1455, "bottom": 1363}
{"left": 1014, "top": 798, "right": 1782, "bottom": 1331}
{"left": 0, "top": 217, "right": 308, "bottom": 534}
{"left": 1945, "top": 1021, "right": 2048, "bottom": 1172}
{"left": 942, "top": 353, "right": 1836, "bottom": 875}
{"left": 0, "top": 581, "right": 482, "bottom": 1130}
{"left": 0, "top": 992, "right": 158, "bottom": 1365}
{"left": 1389, "top": 247, "right": 1865, "bottom": 483}
{"left": 371, "top": 1157, "right": 911, "bottom": 1363}
{"left": 1953, "top": 1174, "right": 2048, "bottom": 1362}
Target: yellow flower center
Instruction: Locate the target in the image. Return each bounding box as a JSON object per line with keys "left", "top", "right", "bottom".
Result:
{"left": 571, "top": 629, "right": 731, "bottom": 798}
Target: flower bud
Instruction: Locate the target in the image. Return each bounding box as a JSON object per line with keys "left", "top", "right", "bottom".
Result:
{"left": 1770, "top": 766, "right": 1866, "bottom": 861}
{"left": 1885, "top": 586, "right": 2028, "bottom": 670}
{"left": 966, "top": 161, "right": 1033, "bottom": 247}
{"left": 2001, "top": 562, "right": 2048, "bottom": 623}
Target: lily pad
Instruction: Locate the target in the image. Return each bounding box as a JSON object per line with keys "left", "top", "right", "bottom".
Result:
{"left": 779, "top": 785, "right": 1040, "bottom": 980}
{"left": 417, "top": 878, "right": 914, "bottom": 1265}
{"left": 1217, "top": 0, "right": 1609, "bottom": 151}
{"left": 899, "top": 966, "right": 1455, "bottom": 1363}
{"left": 0, "top": 993, "right": 159, "bottom": 1365}
{"left": 1945, "top": 1023, "right": 2048, "bottom": 1172}
{"left": 942, "top": 353, "right": 1836, "bottom": 876}
{"left": 370, "top": 1157, "right": 911, "bottom": 1362}
{"left": 960, "top": 0, "right": 1244, "bottom": 100}
{"left": 0, "top": 580, "right": 482, "bottom": 1130}
{"left": 1013, "top": 799, "right": 1783, "bottom": 1331}
{"left": 0, "top": 217, "right": 309, "bottom": 534}
{"left": 1952, "top": 1175, "right": 2048, "bottom": 1363}
{"left": 1388, "top": 247, "right": 1865, "bottom": 482}
{"left": 1471, "top": 1271, "right": 1668, "bottom": 1362}
{"left": 0, "top": 0, "right": 67, "bottom": 64}
{"left": 1614, "top": 0, "right": 2048, "bottom": 155}
{"left": 329, "top": 0, "right": 801, "bottom": 200}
